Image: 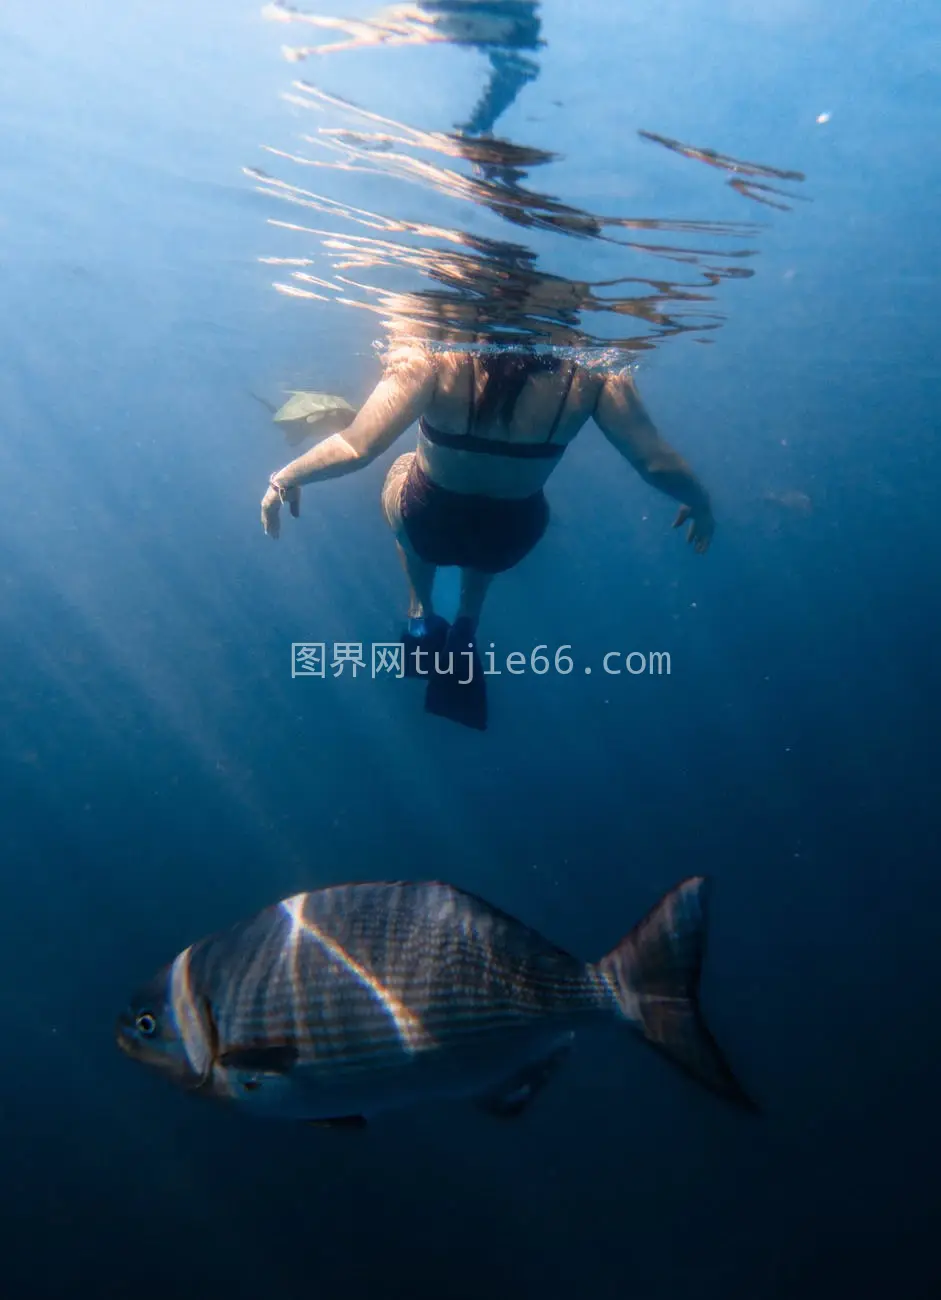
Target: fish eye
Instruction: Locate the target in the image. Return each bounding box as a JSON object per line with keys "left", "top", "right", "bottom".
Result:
{"left": 135, "top": 1011, "right": 158, "bottom": 1037}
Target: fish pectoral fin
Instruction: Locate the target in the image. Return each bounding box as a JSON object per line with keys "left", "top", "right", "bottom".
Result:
{"left": 477, "top": 1037, "right": 574, "bottom": 1120}
{"left": 217, "top": 1042, "right": 299, "bottom": 1074}
{"left": 305, "top": 1115, "right": 368, "bottom": 1131}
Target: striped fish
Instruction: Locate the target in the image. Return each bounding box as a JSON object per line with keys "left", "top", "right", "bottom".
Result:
{"left": 116, "top": 877, "right": 755, "bottom": 1125}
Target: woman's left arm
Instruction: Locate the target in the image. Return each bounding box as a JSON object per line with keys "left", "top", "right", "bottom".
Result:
{"left": 261, "top": 349, "right": 435, "bottom": 538}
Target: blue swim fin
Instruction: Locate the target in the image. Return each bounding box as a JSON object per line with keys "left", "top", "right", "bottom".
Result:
{"left": 424, "top": 617, "right": 488, "bottom": 731}
{"left": 401, "top": 614, "right": 450, "bottom": 679}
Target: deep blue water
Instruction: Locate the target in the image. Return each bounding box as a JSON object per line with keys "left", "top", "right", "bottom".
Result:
{"left": 2, "top": 1, "right": 940, "bottom": 1296}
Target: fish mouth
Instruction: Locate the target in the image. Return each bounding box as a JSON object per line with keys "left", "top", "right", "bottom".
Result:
{"left": 115, "top": 1013, "right": 143, "bottom": 1060}
{"left": 115, "top": 1023, "right": 136, "bottom": 1057}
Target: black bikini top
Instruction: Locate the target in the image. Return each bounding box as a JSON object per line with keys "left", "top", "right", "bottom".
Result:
{"left": 419, "top": 355, "right": 577, "bottom": 461}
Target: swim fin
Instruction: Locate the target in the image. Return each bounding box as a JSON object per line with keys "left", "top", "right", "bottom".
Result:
{"left": 401, "top": 614, "right": 450, "bottom": 679}
{"left": 424, "top": 616, "right": 488, "bottom": 731}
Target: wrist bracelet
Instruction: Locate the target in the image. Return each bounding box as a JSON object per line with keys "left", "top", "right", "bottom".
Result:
{"left": 269, "top": 475, "right": 289, "bottom": 503}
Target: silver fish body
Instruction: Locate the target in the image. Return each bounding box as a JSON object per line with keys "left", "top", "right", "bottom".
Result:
{"left": 117, "top": 877, "right": 754, "bottom": 1123}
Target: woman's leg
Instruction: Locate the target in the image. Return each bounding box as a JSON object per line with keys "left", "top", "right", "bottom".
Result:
{"left": 382, "top": 452, "right": 439, "bottom": 619}
{"left": 395, "top": 540, "right": 437, "bottom": 620}
{"left": 457, "top": 567, "right": 494, "bottom": 631}
{"left": 382, "top": 454, "right": 449, "bottom": 679}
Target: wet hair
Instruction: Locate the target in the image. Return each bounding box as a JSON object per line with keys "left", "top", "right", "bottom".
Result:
{"left": 472, "top": 351, "right": 563, "bottom": 427}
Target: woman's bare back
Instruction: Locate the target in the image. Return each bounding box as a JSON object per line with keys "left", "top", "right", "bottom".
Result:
{"left": 417, "top": 351, "right": 604, "bottom": 497}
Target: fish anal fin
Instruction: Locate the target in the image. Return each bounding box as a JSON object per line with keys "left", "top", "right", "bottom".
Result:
{"left": 217, "top": 1042, "right": 299, "bottom": 1074}
{"left": 477, "top": 1037, "right": 573, "bottom": 1120}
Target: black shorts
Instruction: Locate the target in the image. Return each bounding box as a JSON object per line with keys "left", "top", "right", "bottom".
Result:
{"left": 400, "top": 460, "right": 549, "bottom": 574}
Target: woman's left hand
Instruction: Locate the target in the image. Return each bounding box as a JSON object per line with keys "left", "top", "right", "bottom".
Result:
{"left": 672, "top": 503, "right": 714, "bottom": 554}
{"left": 261, "top": 480, "right": 301, "bottom": 539}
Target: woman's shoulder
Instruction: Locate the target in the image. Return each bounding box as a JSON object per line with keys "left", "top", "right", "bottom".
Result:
{"left": 379, "top": 341, "right": 439, "bottom": 384}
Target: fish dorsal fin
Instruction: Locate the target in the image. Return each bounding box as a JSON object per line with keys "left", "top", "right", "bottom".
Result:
{"left": 477, "top": 1037, "right": 574, "bottom": 1119}
{"left": 217, "top": 1042, "right": 299, "bottom": 1074}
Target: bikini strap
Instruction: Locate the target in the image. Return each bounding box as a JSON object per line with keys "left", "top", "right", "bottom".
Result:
{"left": 467, "top": 354, "right": 476, "bottom": 436}
{"left": 544, "top": 358, "right": 578, "bottom": 444}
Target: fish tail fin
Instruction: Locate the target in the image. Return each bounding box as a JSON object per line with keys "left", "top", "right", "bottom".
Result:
{"left": 248, "top": 391, "right": 277, "bottom": 415}
{"left": 594, "top": 876, "right": 757, "bottom": 1111}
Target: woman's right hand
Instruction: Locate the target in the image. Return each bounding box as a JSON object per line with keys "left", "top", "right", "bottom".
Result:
{"left": 261, "top": 479, "right": 301, "bottom": 539}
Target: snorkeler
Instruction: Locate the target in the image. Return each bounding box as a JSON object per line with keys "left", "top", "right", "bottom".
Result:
{"left": 261, "top": 345, "right": 714, "bottom": 731}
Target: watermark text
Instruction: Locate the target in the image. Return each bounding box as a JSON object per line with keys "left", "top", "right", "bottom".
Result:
{"left": 291, "top": 642, "right": 671, "bottom": 683}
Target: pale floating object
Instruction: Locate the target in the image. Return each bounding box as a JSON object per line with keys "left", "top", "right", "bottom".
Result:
{"left": 271, "top": 391, "right": 357, "bottom": 446}
{"left": 816, "top": 112, "right": 831, "bottom": 125}
{"left": 273, "top": 390, "right": 356, "bottom": 425}
{"left": 762, "top": 489, "right": 813, "bottom": 516}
